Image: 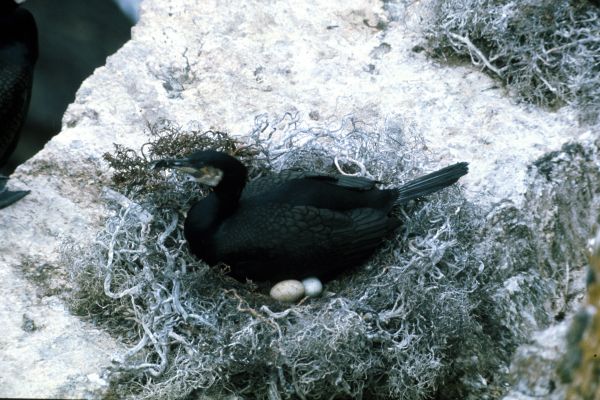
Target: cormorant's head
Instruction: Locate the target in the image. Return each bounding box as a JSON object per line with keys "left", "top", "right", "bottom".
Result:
{"left": 154, "top": 150, "right": 247, "bottom": 191}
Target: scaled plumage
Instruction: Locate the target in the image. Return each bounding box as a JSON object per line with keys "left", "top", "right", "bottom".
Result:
{"left": 0, "top": 0, "right": 37, "bottom": 208}
{"left": 155, "top": 150, "right": 468, "bottom": 282}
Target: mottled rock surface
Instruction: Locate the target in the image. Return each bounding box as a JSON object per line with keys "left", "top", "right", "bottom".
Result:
{"left": 1, "top": 0, "right": 597, "bottom": 398}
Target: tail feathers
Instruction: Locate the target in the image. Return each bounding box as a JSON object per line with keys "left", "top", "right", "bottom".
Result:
{"left": 396, "top": 162, "right": 468, "bottom": 204}
{"left": 0, "top": 189, "right": 30, "bottom": 209}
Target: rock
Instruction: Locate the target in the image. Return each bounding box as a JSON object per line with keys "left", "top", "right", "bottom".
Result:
{"left": 0, "top": 0, "right": 598, "bottom": 398}
{"left": 302, "top": 277, "right": 323, "bottom": 297}
{"left": 502, "top": 321, "right": 569, "bottom": 400}
{"left": 559, "top": 231, "right": 600, "bottom": 399}
{"left": 270, "top": 280, "right": 305, "bottom": 303}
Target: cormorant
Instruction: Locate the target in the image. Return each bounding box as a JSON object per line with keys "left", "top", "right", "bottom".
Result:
{"left": 0, "top": 0, "right": 38, "bottom": 209}
{"left": 155, "top": 150, "right": 468, "bottom": 282}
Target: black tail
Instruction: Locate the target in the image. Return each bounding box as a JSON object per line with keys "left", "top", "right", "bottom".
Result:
{"left": 395, "top": 162, "right": 468, "bottom": 204}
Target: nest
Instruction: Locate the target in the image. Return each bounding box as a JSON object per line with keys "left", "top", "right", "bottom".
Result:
{"left": 64, "top": 114, "right": 549, "bottom": 399}
{"left": 427, "top": 0, "right": 600, "bottom": 124}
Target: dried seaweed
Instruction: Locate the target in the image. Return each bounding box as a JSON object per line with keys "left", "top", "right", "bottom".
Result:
{"left": 427, "top": 0, "right": 600, "bottom": 124}
{"left": 64, "top": 114, "right": 548, "bottom": 399}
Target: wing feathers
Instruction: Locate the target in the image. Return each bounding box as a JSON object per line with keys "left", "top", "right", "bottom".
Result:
{"left": 213, "top": 203, "right": 397, "bottom": 280}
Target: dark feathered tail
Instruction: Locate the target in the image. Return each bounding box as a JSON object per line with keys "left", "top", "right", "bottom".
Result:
{"left": 395, "top": 162, "right": 468, "bottom": 204}
{"left": 0, "top": 176, "right": 29, "bottom": 209}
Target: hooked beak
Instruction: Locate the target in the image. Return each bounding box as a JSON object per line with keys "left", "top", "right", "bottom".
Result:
{"left": 153, "top": 157, "right": 197, "bottom": 174}
{"left": 153, "top": 157, "right": 224, "bottom": 187}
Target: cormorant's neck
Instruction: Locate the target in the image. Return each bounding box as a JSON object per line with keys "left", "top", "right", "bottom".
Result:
{"left": 0, "top": 2, "right": 18, "bottom": 14}
{"left": 183, "top": 189, "right": 241, "bottom": 263}
{"left": 212, "top": 189, "right": 239, "bottom": 217}
{"left": 184, "top": 194, "right": 220, "bottom": 262}
{"left": 211, "top": 159, "right": 247, "bottom": 214}
{"left": 0, "top": 3, "right": 39, "bottom": 65}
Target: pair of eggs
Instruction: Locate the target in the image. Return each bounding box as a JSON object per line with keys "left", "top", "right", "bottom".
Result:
{"left": 270, "top": 277, "right": 323, "bottom": 303}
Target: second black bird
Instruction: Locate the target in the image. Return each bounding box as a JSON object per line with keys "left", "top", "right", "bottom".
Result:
{"left": 0, "top": 0, "right": 38, "bottom": 208}
{"left": 155, "top": 150, "right": 468, "bottom": 282}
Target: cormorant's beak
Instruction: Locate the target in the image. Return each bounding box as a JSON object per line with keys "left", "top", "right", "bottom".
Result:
{"left": 153, "top": 157, "right": 224, "bottom": 187}
{"left": 153, "top": 157, "right": 196, "bottom": 173}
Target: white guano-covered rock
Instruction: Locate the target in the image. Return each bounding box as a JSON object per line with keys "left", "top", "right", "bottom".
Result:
{"left": 0, "top": 0, "right": 597, "bottom": 398}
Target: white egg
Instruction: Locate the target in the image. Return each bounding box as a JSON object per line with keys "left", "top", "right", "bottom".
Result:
{"left": 270, "top": 280, "right": 305, "bottom": 303}
{"left": 302, "top": 277, "right": 323, "bottom": 297}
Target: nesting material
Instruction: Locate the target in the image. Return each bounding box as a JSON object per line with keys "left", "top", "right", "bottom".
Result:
{"left": 302, "top": 277, "right": 323, "bottom": 297}
{"left": 65, "top": 116, "right": 553, "bottom": 400}
{"left": 428, "top": 0, "right": 600, "bottom": 122}
{"left": 270, "top": 280, "right": 305, "bottom": 303}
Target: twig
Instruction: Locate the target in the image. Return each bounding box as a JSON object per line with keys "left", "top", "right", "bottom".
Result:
{"left": 447, "top": 32, "right": 504, "bottom": 78}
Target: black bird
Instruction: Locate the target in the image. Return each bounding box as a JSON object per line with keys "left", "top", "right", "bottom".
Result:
{"left": 155, "top": 150, "right": 468, "bottom": 282}
{"left": 0, "top": 0, "right": 38, "bottom": 209}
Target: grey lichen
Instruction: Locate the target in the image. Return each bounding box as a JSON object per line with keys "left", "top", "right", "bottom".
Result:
{"left": 427, "top": 0, "right": 600, "bottom": 124}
